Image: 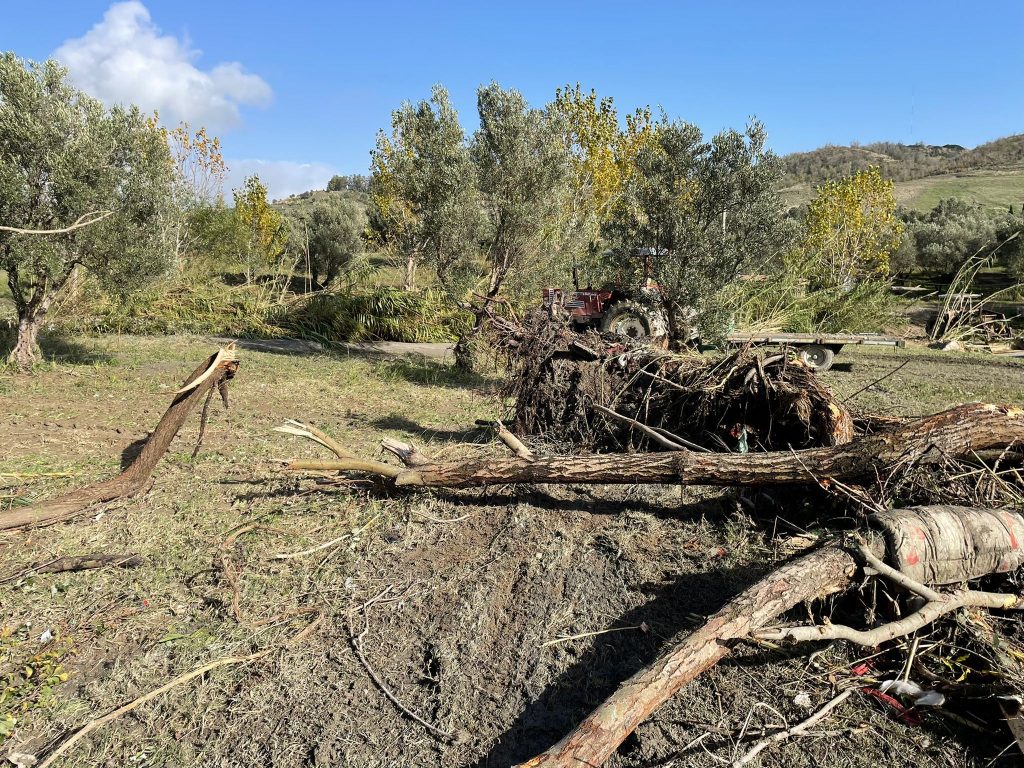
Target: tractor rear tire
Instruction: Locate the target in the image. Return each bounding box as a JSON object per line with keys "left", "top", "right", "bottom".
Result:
{"left": 601, "top": 302, "right": 653, "bottom": 340}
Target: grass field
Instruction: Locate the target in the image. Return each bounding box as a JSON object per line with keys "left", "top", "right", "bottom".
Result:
{"left": 2, "top": 334, "right": 1024, "bottom": 767}
{"left": 781, "top": 167, "right": 1024, "bottom": 212}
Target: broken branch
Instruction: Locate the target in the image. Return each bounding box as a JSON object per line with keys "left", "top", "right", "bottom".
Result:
{"left": 0, "top": 345, "right": 239, "bottom": 531}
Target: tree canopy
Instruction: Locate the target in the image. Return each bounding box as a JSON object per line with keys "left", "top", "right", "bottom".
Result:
{"left": 0, "top": 53, "right": 174, "bottom": 367}
{"left": 604, "top": 119, "right": 792, "bottom": 340}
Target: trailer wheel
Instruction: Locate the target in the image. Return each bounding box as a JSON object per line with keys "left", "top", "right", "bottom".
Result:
{"left": 798, "top": 345, "right": 835, "bottom": 372}
{"left": 601, "top": 302, "right": 652, "bottom": 340}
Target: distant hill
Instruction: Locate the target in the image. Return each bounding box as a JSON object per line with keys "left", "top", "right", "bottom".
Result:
{"left": 780, "top": 133, "right": 1024, "bottom": 212}
{"left": 271, "top": 188, "right": 369, "bottom": 219}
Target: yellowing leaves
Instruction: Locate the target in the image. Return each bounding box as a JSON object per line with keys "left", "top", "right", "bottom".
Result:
{"left": 552, "top": 84, "right": 656, "bottom": 223}
{"left": 803, "top": 166, "right": 903, "bottom": 287}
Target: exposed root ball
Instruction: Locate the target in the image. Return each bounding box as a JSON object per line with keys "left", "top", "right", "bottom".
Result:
{"left": 502, "top": 313, "right": 853, "bottom": 452}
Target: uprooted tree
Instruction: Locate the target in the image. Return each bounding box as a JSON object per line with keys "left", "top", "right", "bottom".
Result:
{"left": 0, "top": 53, "right": 175, "bottom": 369}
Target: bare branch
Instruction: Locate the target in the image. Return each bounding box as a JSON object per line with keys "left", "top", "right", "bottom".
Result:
{"left": 0, "top": 210, "right": 114, "bottom": 236}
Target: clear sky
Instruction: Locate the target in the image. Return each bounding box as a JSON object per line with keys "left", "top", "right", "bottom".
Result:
{"left": 2, "top": 0, "right": 1022, "bottom": 198}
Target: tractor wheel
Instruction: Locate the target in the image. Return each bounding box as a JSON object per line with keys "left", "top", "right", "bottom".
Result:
{"left": 601, "top": 302, "right": 653, "bottom": 340}
{"left": 798, "top": 344, "right": 835, "bottom": 372}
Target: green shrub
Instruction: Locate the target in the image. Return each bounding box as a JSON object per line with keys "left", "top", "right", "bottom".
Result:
{"left": 58, "top": 276, "right": 466, "bottom": 344}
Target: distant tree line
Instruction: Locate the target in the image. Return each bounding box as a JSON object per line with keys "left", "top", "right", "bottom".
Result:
{"left": 895, "top": 198, "right": 1023, "bottom": 277}
{"left": 327, "top": 174, "right": 370, "bottom": 194}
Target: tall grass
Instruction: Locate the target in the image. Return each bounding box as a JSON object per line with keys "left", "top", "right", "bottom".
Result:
{"left": 281, "top": 287, "right": 468, "bottom": 343}
{"left": 726, "top": 260, "right": 903, "bottom": 334}
{"left": 57, "top": 273, "right": 465, "bottom": 344}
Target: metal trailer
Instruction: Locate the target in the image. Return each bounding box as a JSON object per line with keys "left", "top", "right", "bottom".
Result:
{"left": 724, "top": 332, "right": 905, "bottom": 371}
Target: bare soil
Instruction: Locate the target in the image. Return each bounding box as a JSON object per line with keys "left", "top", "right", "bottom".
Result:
{"left": 2, "top": 334, "right": 1024, "bottom": 767}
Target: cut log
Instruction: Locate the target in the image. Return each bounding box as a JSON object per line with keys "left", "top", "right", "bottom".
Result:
{"left": 0, "top": 346, "right": 239, "bottom": 531}
{"left": 284, "top": 403, "right": 1024, "bottom": 489}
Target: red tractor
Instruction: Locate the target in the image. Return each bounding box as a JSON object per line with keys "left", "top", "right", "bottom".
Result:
{"left": 542, "top": 248, "right": 673, "bottom": 342}
{"left": 541, "top": 284, "right": 667, "bottom": 340}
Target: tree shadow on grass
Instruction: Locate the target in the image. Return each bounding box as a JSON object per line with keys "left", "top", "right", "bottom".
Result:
{"left": 6, "top": 332, "right": 117, "bottom": 366}
{"left": 366, "top": 414, "right": 488, "bottom": 443}
{"left": 373, "top": 356, "right": 491, "bottom": 389}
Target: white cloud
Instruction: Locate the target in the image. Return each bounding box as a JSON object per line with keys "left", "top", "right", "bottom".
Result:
{"left": 225, "top": 159, "right": 336, "bottom": 201}
{"left": 55, "top": 1, "right": 271, "bottom": 130}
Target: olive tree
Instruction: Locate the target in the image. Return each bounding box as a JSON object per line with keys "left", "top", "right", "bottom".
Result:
{"left": 605, "top": 119, "right": 792, "bottom": 342}
{"left": 369, "top": 85, "right": 481, "bottom": 292}
{"left": 307, "top": 199, "right": 366, "bottom": 288}
{"left": 471, "top": 82, "right": 572, "bottom": 306}
{"left": 0, "top": 54, "right": 174, "bottom": 368}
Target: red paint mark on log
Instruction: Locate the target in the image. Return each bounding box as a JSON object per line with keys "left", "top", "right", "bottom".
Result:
{"left": 1001, "top": 511, "right": 1019, "bottom": 549}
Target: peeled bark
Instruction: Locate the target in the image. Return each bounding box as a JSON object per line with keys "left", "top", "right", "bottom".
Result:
{"left": 286, "top": 403, "right": 1024, "bottom": 489}
{"left": 0, "top": 347, "right": 239, "bottom": 531}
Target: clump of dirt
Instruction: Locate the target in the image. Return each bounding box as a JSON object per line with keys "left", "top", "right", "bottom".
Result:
{"left": 501, "top": 311, "right": 854, "bottom": 453}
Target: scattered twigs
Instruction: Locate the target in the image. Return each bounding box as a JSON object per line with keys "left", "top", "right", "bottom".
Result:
{"left": 348, "top": 587, "right": 458, "bottom": 742}
{"left": 218, "top": 523, "right": 291, "bottom": 622}
{"left": 271, "top": 535, "right": 350, "bottom": 560}
{"left": 842, "top": 360, "right": 911, "bottom": 403}
{"left": 35, "top": 614, "right": 321, "bottom": 768}
{"left": 592, "top": 404, "right": 709, "bottom": 452}
{"left": 540, "top": 624, "right": 646, "bottom": 648}
{"left": 732, "top": 689, "right": 854, "bottom": 767}
{"left": 0, "top": 553, "right": 144, "bottom": 584}
{"left": 0, "top": 345, "right": 240, "bottom": 532}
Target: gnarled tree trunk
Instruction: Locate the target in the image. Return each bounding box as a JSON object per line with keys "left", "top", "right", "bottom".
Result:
{"left": 9, "top": 311, "right": 42, "bottom": 369}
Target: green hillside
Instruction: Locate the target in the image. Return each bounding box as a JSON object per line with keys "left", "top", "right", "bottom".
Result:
{"left": 781, "top": 169, "right": 1024, "bottom": 212}
{"left": 780, "top": 133, "right": 1024, "bottom": 211}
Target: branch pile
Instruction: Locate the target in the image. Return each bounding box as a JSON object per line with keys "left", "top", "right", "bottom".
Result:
{"left": 499, "top": 310, "right": 854, "bottom": 452}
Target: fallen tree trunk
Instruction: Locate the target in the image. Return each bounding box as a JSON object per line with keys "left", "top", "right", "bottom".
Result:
{"left": 285, "top": 403, "right": 1024, "bottom": 489}
{"left": 517, "top": 545, "right": 860, "bottom": 768}
{"left": 0, "top": 346, "right": 239, "bottom": 532}
{"left": 517, "top": 505, "right": 1024, "bottom": 767}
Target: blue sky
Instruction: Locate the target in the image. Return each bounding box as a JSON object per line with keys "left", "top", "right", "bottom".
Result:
{"left": 3, "top": 1, "right": 1022, "bottom": 198}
